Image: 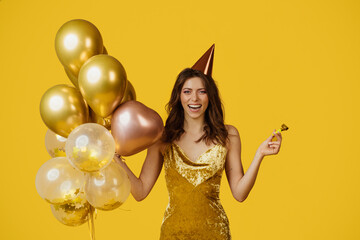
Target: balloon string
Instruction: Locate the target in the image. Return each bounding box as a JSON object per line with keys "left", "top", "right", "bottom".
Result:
{"left": 88, "top": 205, "right": 95, "bottom": 240}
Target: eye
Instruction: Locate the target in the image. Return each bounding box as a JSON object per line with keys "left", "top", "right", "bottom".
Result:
{"left": 183, "top": 90, "right": 191, "bottom": 94}
{"left": 199, "top": 90, "right": 207, "bottom": 94}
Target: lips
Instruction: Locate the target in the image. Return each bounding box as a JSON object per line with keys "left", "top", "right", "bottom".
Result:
{"left": 188, "top": 104, "right": 202, "bottom": 109}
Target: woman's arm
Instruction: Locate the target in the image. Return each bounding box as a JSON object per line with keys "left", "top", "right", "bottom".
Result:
{"left": 114, "top": 140, "right": 164, "bottom": 202}
{"left": 225, "top": 125, "right": 282, "bottom": 202}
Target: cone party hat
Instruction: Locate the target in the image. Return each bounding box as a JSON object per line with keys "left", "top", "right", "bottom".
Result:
{"left": 191, "top": 44, "right": 215, "bottom": 76}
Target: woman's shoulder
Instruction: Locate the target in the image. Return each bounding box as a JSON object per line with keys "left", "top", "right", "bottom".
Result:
{"left": 224, "top": 125, "right": 241, "bottom": 150}
{"left": 225, "top": 124, "right": 240, "bottom": 137}
{"left": 157, "top": 140, "right": 171, "bottom": 156}
{"left": 147, "top": 139, "right": 170, "bottom": 156}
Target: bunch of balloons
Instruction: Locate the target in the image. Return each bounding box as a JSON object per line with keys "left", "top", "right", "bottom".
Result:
{"left": 35, "top": 19, "right": 164, "bottom": 233}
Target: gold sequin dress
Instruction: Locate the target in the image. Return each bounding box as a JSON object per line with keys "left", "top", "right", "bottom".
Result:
{"left": 160, "top": 143, "right": 231, "bottom": 240}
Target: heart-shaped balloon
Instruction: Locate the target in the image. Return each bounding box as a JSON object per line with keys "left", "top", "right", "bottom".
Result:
{"left": 111, "top": 101, "right": 164, "bottom": 156}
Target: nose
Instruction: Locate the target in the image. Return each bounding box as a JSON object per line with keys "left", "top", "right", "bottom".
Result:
{"left": 191, "top": 92, "right": 199, "bottom": 101}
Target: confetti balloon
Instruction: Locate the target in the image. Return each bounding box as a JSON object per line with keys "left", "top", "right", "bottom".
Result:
{"left": 85, "top": 161, "right": 130, "bottom": 210}
{"left": 35, "top": 157, "right": 85, "bottom": 204}
{"left": 50, "top": 192, "right": 93, "bottom": 226}
{"left": 65, "top": 123, "right": 115, "bottom": 172}
{"left": 45, "top": 129, "right": 67, "bottom": 157}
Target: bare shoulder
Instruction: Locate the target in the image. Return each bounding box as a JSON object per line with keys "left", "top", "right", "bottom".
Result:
{"left": 226, "top": 124, "right": 240, "bottom": 137}
{"left": 148, "top": 139, "right": 168, "bottom": 155}
{"left": 156, "top": 140, "right": 171, "bottom": 156}
{"left": 159, "top": 141, "right": 170, "bottom": 156}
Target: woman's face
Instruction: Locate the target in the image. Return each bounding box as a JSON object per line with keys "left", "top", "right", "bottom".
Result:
{"left": 180, "top": 77, "right": 209, "bottom": 120}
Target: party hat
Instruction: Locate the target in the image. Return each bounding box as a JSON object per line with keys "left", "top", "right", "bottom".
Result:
{"left": 191, "top": 44, "right": 215, "bottom": 76}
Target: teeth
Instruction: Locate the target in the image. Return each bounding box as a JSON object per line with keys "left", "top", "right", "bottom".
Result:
{"left": 188, "top": 104, "right": 201, "bottom": 109}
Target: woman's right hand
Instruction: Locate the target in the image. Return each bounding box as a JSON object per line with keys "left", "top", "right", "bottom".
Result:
{"left": 113, "top": 140, "right": 165, "bottom": 201}
{"left": 113, "top": 152, "right": 123, "bottom": 164}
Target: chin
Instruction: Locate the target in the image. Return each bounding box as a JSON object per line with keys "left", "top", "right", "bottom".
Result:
{"left": 186, "top": 112, "right": 205, "bottom": 119}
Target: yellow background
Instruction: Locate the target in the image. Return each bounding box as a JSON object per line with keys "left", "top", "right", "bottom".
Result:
{"left": 0, "top": 0, "right": 359, "bottom": 239}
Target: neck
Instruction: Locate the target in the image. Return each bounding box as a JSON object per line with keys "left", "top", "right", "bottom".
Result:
{"left": 183, "top": 115, "right": 205, "bottom": 134}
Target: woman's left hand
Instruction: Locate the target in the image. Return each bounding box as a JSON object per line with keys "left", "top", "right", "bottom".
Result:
{"left": 257, "top": 130, "right": 282, "bottom": 157}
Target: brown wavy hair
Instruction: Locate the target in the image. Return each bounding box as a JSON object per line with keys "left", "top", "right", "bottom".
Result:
{"left": 163, "top": 68, "right": 228, "bottom": 146}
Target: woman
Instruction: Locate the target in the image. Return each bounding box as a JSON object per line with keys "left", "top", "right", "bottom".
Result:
{"left": 115, "top": 68, "right": 282, "bottom": 239}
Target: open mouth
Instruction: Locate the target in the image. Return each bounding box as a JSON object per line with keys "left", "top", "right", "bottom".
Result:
{"left": 188, "top": 104, "right": 202, "bottom": 109}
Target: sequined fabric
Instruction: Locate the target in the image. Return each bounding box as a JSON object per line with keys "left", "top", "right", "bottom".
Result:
{"left": 160, "top": 143, "right": 231, "bottom": 240}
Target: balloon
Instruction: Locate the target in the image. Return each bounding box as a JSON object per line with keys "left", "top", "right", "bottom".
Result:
{"left": 111, "top": 101, "right": 164, "bottom": 156}
{"left": 45, "top": 129, "right": 67, "bottom": 157}
{"left": 78, "top": 54, "right": 127, "bottom": 118}
{"left": 55, "top": 19, "right": 103, "bottom": 77}
{"left": 85, "top": 161, "right": 130, "bottom": 210}
{"left": 64, "top": 45, "right": 108, "bottom": 88}
{"left": 88, "top": 77, "right": 131, "bottom": 130}
{"left": 89, "top": 107, "right": 112, "bottom": 130}
{"left": 50, "top": 192, "right": 92, "bottom": 226}
{"left": 35, "top": 157, "right": 86, "bottom": 204}
{"left": 40, "top": 84, "right": 89, "bottom": 138}
{"left": 102, "top": 46, "right": 108, "bottom": 54}
{"left": 65, "top": 123, "right": 115, "bottom": 172}
{"left": 120, "top": 80, "right": 136, "bottom": 103}
{"left": 64, "top": 67, "right": 79, "bottom": 88}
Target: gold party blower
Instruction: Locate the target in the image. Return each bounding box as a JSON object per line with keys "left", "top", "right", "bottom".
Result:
{"left": 272, "top": 124, "right": 289, "bottom": 141}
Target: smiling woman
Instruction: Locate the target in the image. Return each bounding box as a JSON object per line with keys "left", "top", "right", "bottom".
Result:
{"left": 180, "top": 77, "right": 208, "bottom": 116}
{"left": 114, "top": 45, "right": 283, "bottom": 240}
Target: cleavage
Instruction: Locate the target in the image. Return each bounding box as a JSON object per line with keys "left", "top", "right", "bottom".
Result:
{"left": 174, "top": 141, "right": 216, "bottom": 163}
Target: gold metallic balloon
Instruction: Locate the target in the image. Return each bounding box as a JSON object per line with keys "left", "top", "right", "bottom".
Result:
{"left": 78, "top": 54, "right": 127, "bottom": 117}
{"left": 64, "top": 46, "right": 108, "bottom": 89}
{"left": 64, "top": 67, "right": 79, "bottom": 88}
{"left": 120, "top": 80, "right": 136, "bottom": 103}
{"left": 89, "top": 107, "right": 112, "bottom": 130}
{"left": 65, "top": 123, "right": 115, "bottom": 172}
{"left": 45, "top": 129, "right": 67, "bottom": 157}
{"left": 55, "top": 19, "right": 103, "bottom": 77}
{"left": 40, "top": 84, "right": 89, "bottom": 138}
{"left": 35, "top": 157, "right": 86, "bottom": 205}
{"left": 102, "top": 46, "right": 108, "bottom": 54}
{"left": 50, "top": 192, "right": 93, "bottom": 226}
{"left": 85, "top": 161, "right": 130, "bottom": 210}
{"left": 111, "top": 100, "right": 164, "bottom": 156}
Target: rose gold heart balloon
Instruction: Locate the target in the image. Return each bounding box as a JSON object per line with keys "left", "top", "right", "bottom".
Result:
{"left": 111, "top": 101, "right": 164, "bottom": 156}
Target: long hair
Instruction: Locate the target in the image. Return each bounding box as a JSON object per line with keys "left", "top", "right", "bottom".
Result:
{"left": 163, "top": 68, "right": 228, "bottom": 146}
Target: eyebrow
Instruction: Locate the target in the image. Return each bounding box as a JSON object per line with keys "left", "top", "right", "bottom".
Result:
{"left": 182, "top": 88, "right": 206, "bottom": 90}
